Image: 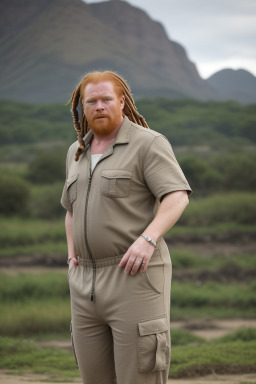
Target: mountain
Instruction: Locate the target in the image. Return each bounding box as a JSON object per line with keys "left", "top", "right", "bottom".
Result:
{"left": 0, "top": 0, "right": 218, "bottom": 103}
{"left": 207, "top": 69, "right": 256, "bottom": 104}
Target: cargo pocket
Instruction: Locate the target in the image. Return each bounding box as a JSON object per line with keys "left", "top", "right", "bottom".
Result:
{"left": 138, "top": 317, "right": 169, "bottom": 373}
{"left": 67, "top": 174, "right": 78, "bottom": 204}
{"left": 101, "top": 169, "right": 132, "bottom": 198}
{"left": 70, "top": 321, "right": 78, "bottom": 366}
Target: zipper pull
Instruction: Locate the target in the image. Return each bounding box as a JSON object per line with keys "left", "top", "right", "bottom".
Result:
{"left": 91, "top": 292, "right": 95, "bottom": 302}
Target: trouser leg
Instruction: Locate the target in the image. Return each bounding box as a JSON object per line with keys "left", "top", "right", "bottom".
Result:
{"left": 69, "top": 265, "right": 116, "bottom": 384}
{"left": 72, "top": 319, "right": 116, "bottom": 384}
{"left": 68, "top": 240, "right": 171, "bottom": 384}
{"left": 95, "top": 257, "right": 171, "bottom": 384}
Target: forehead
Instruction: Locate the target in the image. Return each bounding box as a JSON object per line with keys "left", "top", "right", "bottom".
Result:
{"left": 83, "top": 81, "right": 116, "bottom": 99}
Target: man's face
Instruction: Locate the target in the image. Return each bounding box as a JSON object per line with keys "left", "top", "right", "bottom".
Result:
{"left": 83, "top": 81, "right": 125, "bottom": 137}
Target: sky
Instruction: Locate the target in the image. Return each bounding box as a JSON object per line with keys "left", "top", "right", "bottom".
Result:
{"left": 84, "top": 0, "right": 256, "bottom": 79}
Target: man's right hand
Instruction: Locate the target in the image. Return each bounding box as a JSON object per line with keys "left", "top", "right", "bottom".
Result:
{"left": 68, "top": 257, "right": 78, "bottom": 271}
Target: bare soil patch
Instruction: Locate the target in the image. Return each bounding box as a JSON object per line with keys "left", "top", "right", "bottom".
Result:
{"left": 169, "top": 373, "right": 256, "bottom": 383}
{"left": 171, "top": 318, "right": 256, "bottom": 340}
{"left": 0, "top": 371, "right": 256, "bottom": 384}
{"left": 173, "top": 264, "right": 256, "bottom": 283}
{"left": 0, "top": 371, "right": 81, "bottom": 384}
{"left": 170, "top": 241, "right": 256, "bottom": 258}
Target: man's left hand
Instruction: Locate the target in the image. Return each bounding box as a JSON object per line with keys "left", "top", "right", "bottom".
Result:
{"left": 119, "top": 236, "right": 155, "bottom": 275}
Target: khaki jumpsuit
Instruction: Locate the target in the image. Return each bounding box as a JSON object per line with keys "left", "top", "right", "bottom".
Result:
{"left": 61, "top": 116, "right": 192, "bottom": 384}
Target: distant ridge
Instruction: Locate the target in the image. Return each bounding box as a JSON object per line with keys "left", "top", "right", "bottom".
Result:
{"left": 0, "top": 0, "right": 218, "bottom": 103}
{"left": 207, "top": 69, "right": 256, "bottom": 104}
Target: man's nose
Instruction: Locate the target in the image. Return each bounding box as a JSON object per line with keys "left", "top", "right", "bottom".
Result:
{"left": 95, "top": 100, "right": 104, "bottom": 110}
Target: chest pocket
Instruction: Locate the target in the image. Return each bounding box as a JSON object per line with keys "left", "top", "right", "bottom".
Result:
{"left": 101, "top": 169, "right": 132, "bottom": 198}
{"left": 67, "top": 174, "right": 78, "bottom": 204}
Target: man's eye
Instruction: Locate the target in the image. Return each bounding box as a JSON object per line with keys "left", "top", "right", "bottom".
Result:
{"left": 104, "top": 98, "right": 111, "bottom": 102}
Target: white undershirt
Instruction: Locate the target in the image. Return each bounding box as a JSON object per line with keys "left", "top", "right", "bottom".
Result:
{"left": 91, "top": 154, "right": 103, "bottom": 171}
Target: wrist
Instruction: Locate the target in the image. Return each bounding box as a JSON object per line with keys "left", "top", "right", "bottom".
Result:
{"left": 67, "top": 257, "right": 77, "bottom": 265}
{"left": 140, "top": 234, "right": 157, "bottom": 247}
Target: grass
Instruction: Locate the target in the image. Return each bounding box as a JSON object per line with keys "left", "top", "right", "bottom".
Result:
{"left": 0, "top": 336, "right": 79, "bottom": 379}
{"left": 0, "top": 272, "right": 71, "bottom": 336}
{"left": 0, "top": 300, "right": 71, "bottom": 336}
{"left": 1, "top": 329, "right": 256, "bottom": 379}
{"left": 178, "top": 192, "right": 256, "bottom": 226}
{"left": 171, "top": 281, "right": 256, "bottom": 319}
{"left": 170, "top": 339, "right": 256, "bottom": 377}
{"left": 0, "top": 216, "right": 255, "bottom": 258}
{"left": 0, "top": 272, "right": 255, "bottom": 337}
{"left": 166, "top": 222, "right": 256, "bottom": 237}
{"left": 171, "top": 250, "right": 256, "bottom": 270}
{"left": 0, "top": 242, "right": 67, "bottom": 258}
{"left": 0, "top": 217, "right": 66, "bottom": 248}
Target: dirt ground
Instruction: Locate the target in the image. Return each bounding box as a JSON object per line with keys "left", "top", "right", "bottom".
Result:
{"left": 35, "top": 318, "right": 256, "bottom": 352}
{"left": 171, "top": 318, "right": 256, "bottom": 340}
{"left": 1, "top": 371, "right": 256, "bottom": 384}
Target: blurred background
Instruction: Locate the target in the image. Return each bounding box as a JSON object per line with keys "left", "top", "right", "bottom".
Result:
{"left": 0, "top": 0, "right": 256, "bottom": 383}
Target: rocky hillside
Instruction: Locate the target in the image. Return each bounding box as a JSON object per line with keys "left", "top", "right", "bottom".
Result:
{"left": 207, "top": 69, "right": 256, "bottom": 104}
{"left": 0, "top": 0, "right": 218, "bottom": 103}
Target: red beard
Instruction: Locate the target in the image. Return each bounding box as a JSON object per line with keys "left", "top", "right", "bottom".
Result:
{"left": 88, "top": 115, "right": 116, "bottom": 137}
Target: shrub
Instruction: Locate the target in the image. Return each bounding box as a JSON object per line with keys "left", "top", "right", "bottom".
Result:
{"left": 179, "top": 192, "right": 256, "bottom": 226}
{"left": 0, "top": 173, "right": 30, "bottom": 215}
{"left": 27, "top": 151, "right": 66, "bottom": 184}
{"left": 30, "top": 183, "right": 64, "bottom": 219}
{"left": 179, "top": 156, "right": 223, "bottom": 194}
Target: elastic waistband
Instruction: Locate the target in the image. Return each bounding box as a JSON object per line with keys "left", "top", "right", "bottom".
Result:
{"left": 77, "top": 255, "right": 123, "bottom": 268}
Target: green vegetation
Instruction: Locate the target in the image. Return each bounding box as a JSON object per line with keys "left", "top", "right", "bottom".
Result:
{"left": 0, "top": 98, "right": 255, "bottom": 380}
{"left": 171, "top": 281, "right": 256, "bottom": 319}
{"left": 0, "top": 336, "right": 78, "bottom": 378}
{"left": 0, "top": 100, "right": 75, "bottom": 146}
{"left": 171, "top": 250, "right": 256, "bottom": 270}
{"left": 170, "top": 338, "right": 256, "bottom": 377}
{"left": 1, "top": 99, "right": 255, "bottom": 149}
{"left": 136, "top": 98, "right": 256, "bottom": 148}
{"left": 0, "top": 272, "right": 255, "bottom": 338}
{"left": 0, "top": 172, "right": 30, "bottom": 215}
{"left": 0, "top": 218, "right": 65, "bottom": 248}
{"left": 179, "top": 192, "right": 256, "bottom": 225}
{"left": 1, "top": 329, "right": 256, "bottom": 379}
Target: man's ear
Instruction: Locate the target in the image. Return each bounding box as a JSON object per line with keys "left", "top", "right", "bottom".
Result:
{"left": 120, "top": 95, "right": 125, "bottom": 110}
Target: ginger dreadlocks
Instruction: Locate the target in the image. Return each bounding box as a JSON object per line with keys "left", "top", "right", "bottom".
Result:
{"left": 67, "top": 71, "right": 149, "bottom": 161}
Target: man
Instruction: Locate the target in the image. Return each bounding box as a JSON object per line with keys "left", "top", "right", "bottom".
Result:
{"left": 61, "top": 71, "right": 192, "bottom": 384}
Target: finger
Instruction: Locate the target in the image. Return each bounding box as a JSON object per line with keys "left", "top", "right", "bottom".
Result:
{"left": 140, "top": 259, "right": 148, "bottom": 273}
{"left": 119, "top": 251, "right": 130, "bottom": 268}
{"left": 130, "top": 258, "right": 142, "bottom": 275}
{"left": 124, "top": 256, "right": 137, "bottom": 274}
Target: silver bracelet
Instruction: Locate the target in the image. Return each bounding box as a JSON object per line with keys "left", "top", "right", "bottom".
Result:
{"left": 140, "top": 234, "right": 156, "bottom": 247}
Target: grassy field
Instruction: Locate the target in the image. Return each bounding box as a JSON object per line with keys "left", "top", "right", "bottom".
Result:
{"left": 0, "top": 189, "right": 255, "bottom": 380}
{"left": 0, "top": 271, "right": 255, "bottom": 338}
{"left": 0, "top": 216, "right": 255, "bottom": 259}
{"left": 1, "top": 329, "right": 256, "bottom": 379}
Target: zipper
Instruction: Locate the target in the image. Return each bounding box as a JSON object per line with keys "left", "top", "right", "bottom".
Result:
{"left": 84, "top": 147, "right": 114, "bottom": 303}
{"left": 84, "top": 165, "right": 97, "bottom": 302}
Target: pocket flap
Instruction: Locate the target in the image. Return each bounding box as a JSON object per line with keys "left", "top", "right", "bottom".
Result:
{"left": 67, "top": 174, "right": 78, "bottom": 189}
{"left": 101, "top": 169, "right": 132, "bottom": 179}
{"left": 138, "top": 317, "right": 168, "bottom": 336}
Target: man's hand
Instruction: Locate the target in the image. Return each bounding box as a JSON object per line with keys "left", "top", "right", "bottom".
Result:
{"left": 68, "top": 257, "right": 78, "bottom": 271}
{"left": 119, "top": 236, "right": 155, "bottom": 275}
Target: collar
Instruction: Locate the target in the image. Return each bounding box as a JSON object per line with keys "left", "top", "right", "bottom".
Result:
{"left": 83, "top": 115, "right": 131, "bottom": 149}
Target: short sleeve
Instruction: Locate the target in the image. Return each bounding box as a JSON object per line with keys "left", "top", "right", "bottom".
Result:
{"left": 61, "top": 180, "right": 72, "bottom": 212}
{"left": 60, "top": 149, "right": 73, "bottom": 212}
{"left": 143, "top": 135, "right": 192, "bottom": 201}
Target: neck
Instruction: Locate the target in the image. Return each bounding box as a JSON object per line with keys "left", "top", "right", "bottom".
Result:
{"left": 90, "top": 117, "right": 123, "bottom": 154}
